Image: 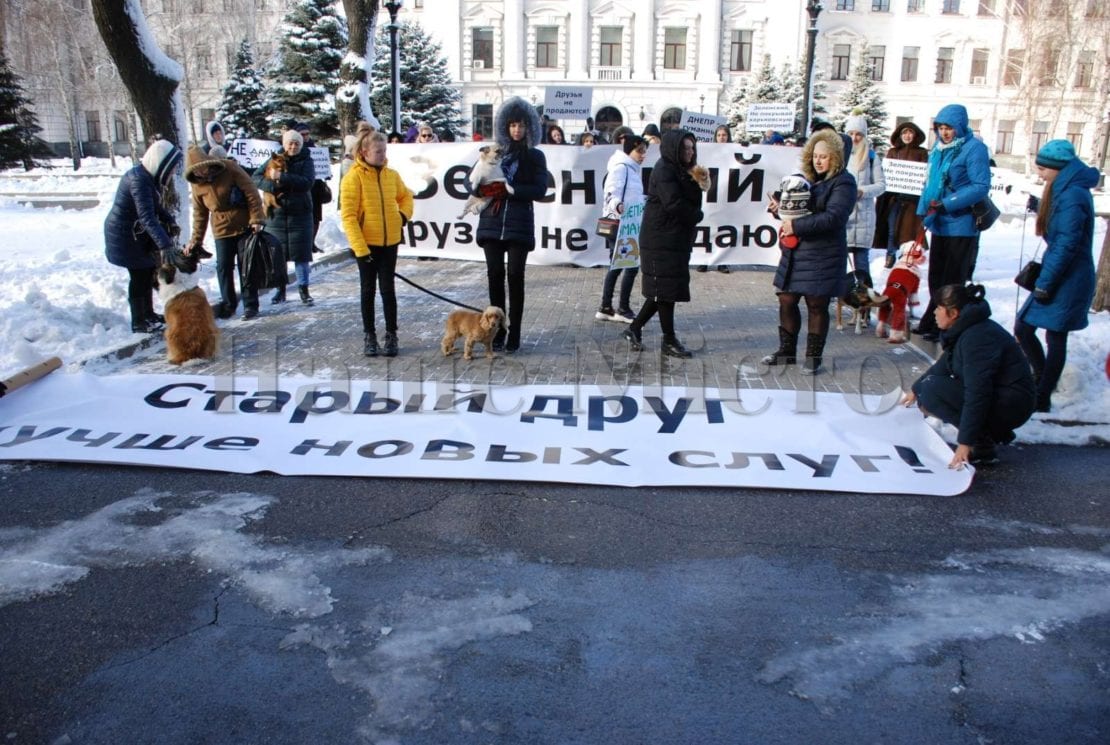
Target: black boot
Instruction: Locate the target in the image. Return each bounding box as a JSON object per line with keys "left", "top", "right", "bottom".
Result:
{"left": 382, "top": 331, "right": 398, "bottom": 357}
{"left": 761, "top": 327, "right": 798, "bottom": 365}
{"left": 271, "top": 286, "right": 286, "bottom": 304}
{"left": 363, "top": 332, "right": 378, "bottom": 357}
{"left": 800, "top": 332, "right": 827, "bottom": 375}
{"left": 622, "top": 327, "right": 643, "bottom": 351}
{"left": 661, "top": 336, "right": 693, "bottom": 358}
{"left": 299, "top": 285, "right": 314, "bottom": 306}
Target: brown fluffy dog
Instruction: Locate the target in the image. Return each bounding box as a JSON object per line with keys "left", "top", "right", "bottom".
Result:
{"left": 261, "top": 153, "right": 288, "bottom": 219}
{"left": 689, "top": 165, "right": 711, "bottom": 192}
{"left": 156, "top": 264, "right": 218, "bottom": 365}
{"left": 441, "top": 306, "right": 507, "bottom": 360}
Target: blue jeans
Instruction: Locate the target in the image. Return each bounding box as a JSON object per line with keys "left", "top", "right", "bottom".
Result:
{"left": 294, "top": 261, "right": 310, "bottom": 287}
{"left": 601, "top": 239, "right": 638, "bottom": 310}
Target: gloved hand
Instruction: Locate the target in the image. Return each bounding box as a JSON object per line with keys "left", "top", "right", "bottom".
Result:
{"left": 356, "top": 252, "right": 373, "bottom": 264}
{"left": 1033, "top": 287, "right": 1051, "bottom": 303}
{"left": 929, "top": 200, "right": 946, "bottom": 215}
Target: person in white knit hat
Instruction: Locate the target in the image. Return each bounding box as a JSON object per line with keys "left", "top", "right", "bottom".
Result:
{"left": 842, "top": 111, "right": 886, "bottom": 290}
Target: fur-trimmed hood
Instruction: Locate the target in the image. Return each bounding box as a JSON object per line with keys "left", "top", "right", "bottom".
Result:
{"left": 890, "top": 121, "right": 926, "bottom": 148}
{"left": 205, "top": 121, "right": 224, "bottom": 149}
{"left": 800, "top": 129, "right": 845, "bottom": 182}
{"left": 494, "top": 96, "right": 543, "bottom": 150}
{"left": 184, "top": 145, "right": 227, "bottom": 183}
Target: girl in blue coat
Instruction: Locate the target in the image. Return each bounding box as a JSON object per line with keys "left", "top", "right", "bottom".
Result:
{"left": 1014, "top": 140, "right": 1099, "bottom": 412}
{"left": 103, "top": 139, "right": 183, "bottom": 333}
{"left": 475, "top": 96, "right": 548, "bottom": 352}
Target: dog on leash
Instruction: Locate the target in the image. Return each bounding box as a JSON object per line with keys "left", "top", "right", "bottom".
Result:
{"left": 261, "top": 153, "right": 288, "bottom": 219}
{"left": 689, "top": 165, "right": 711, "bottom": 192}
{"left": 156, "top": 263, "right": 218, "bottom": 365}
{"left": 835, "top": 269, "right": 886, "bottom": 334}
{"left": 458, "top": 145, "right": 508, "bottom": 218}
{"left": 441, "top": 305, "right": 507, "bottom": 360}
{"left": 876, "top": 240, "right": 926, "bottom": 344}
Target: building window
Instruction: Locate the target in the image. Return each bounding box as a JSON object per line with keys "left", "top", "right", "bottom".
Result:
{"left": 1066, "top": 122, "right": 1083, "bottom": 150}
{"left": 663, "top": 28, "right": 686, "bottom": 70}
{"left": 935, "top": 47, "right": 954, "bottom": 84}
{"left": 472, "top": 27, "right": 493, "bottom": 69}
{"left": 1087, "top": 0, "right": 1104, "bottom": 17}
{"left": 1004, "top": 49, "right": 1023, "bottom": 85}
{"left": 194, "top": 44, "right": 212, "bottom": 73}
{"left": 85, "top": 111, "right": 101, "bottom": 142}
{"left": 942, "top": 0, "right": 961, "bottom": 13}
{"left": 1031, "top": 121, "right": 1049, "bottom": 153}
{"left": 907, "top": 0, "right": 923, "bottom": 11}
{"left": 535, "top": 26, "right": 558, "bottom": 69}
{"left": 978, "top": 0, "right": 994, "bottom": 14}
{"left": 414, "top": 0, "right": 423, "bottom": 7}
{"left": 872, "top": 0, "right": 890, "bottom": 10}
{"left": 1075, "top": 52, "right": 1094, "bottom": 89}
{"left": 1012, "top": 0, "right": 1027, "bottom": 13}
{"left": 113, "top": 112, "right": 129, "bottom": 143}
{"left": 1039, "top": 50, "right": 1059, "bottom": 87}
{"left": 868, "top": 46, "right": 885, "bottom": 81}
{"left": 970, "top": 49, "right": 988, "bottom": 83}
{"left": 996, "top": 120, "right": 1015, "bottom": 154}
{"left": 832, "top": 44, "right": 851, "bottom": 80}
{"left": 472, "top": 104, "right": 493, "bottom": 140}
{"left": 835, "top": 0, "right": 856, "bottom": 9}
{"left": 901, "top": 46, "right": 919, "bottom": 82}
{"left": 730, "top": 30, "right": 753, "bottom": 72}
{"left": 599, "top": 27, "right": 622, "bottom": 67}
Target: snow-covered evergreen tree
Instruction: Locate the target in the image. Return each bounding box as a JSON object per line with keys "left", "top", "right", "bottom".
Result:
{"left": 0, "top": 50, "right": 51, "bottom": 170}
{"left": 723, "top": 78, "right": 749, "bottom": 134}
{"left": 265, "top": 0, "right": 348, "bottom": 140}
{"left": 216, "top": 39, "right": 270, "bottom": 141}
{"left": 747, "top": 55, "right": 782, "bottom": 105}
{"left": 369, "top": 20, "right": 465, "bottom": 138}
{"left": 833, "top": 49, "right": 888, "bottom": 150}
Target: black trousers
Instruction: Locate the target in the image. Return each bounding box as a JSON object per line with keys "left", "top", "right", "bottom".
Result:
{"left": 357, "top": 245, "right": 398, "bottom": 334}
{"left": 919, "top": 234, "right": 979, "bottom": 333}
{"left": 126, "top": 267, "right": 155, "bottom": 326}
{"left": 482, "top": 240, "right": 528, "bottom": 345}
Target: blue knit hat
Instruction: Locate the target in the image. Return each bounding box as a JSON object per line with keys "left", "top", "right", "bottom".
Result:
{"left": 1035, "top": 139, "right": 1075, "bottom": 170}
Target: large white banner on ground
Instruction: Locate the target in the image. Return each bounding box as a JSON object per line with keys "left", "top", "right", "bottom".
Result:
{"left": 0, "top": 373, "right": 972, "bottom": 496}
{"left": 384, "top": 142, "right": 800, "bottom": 268}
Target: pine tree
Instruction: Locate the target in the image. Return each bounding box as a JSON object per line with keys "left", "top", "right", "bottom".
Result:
{"left": 265, "top": 0, "right": 348, "bottom": 140}
{"left": 370, "top": 20, "right": 466, "bottom": 138}
{"left": 723, "top": 78, "right": 749, "bottom": 134}
{"left": 0, "top": 50, "right": 51, "bottom": 170}
{"left": 216, "top": 39, "right": 271, "bottom": 141}
{"left": 833, "top": 49, "right": 888, "bottom": 150}
{"left": 779, "top": 62, "right": 803, "bottom": 139}
{"left": 748, "top": 55, "right": 781, "bottom": 105}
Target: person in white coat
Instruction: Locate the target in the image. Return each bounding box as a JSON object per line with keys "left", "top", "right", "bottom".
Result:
{"left": 843, "top": 112, "right": 886, "bottom": 286}
{"left": 595, "top": 130, "right": 647, "bottom": 322}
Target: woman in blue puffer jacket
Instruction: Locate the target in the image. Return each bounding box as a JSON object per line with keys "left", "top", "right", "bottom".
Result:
{"left": 914, "top": 103, "right": 992, "bottom": 341}
{"left": 103, "top": 138, "right": 183, "bottom": 333}
{"left": 1014, "top": 140, "right": 1098, "bottom": 412}
{"left": 474, "top": 96, "right": 548, "bottom": 353}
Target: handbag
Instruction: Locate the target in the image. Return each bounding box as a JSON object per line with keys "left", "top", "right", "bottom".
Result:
{"left": 313, "top": 180, "right": 333, "bottom": 205}
{"left": 1014, "top": 243, "right": 1043, "bottom": 291}
{"left": 595, "top": 217, "right": 619, "bottom": 239}
{"left": 971, "top": 196, "right": 1001, "bottom": 231}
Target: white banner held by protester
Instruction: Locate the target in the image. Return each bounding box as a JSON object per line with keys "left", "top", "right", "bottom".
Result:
{"left": 0, "top": 373, "right": 972, "bottom": 496}
{"left": 746, "top": 104, "right": 796, "bottom": 134}
{"left": 882, "top": 159, "right": 929, "bottom": 196}
{"left": 226, "top": 138, "right": 281, "bottom": 170}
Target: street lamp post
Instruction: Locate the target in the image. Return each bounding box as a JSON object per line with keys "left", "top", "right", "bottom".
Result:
{"left": 384, "top": 0, "right": 405, "bottom": 136}
{"left": 799, "top": 0, "right": 823, "bottom": 139}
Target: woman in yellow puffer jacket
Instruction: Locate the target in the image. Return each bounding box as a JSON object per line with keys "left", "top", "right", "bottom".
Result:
{"left": 340, "top": 127, "right": 414, "bottom": 357}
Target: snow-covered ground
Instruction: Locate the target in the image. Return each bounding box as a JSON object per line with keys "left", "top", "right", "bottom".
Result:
{"left": 1, "top": 158, "right": 1107, "bottom": 446}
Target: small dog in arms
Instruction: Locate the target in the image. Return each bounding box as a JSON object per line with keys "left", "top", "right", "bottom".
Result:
{"left": 156, "top": 262, "right": 218, "bottom": 365}
{"left": 261, "top": 153, "right": 288, "bottom": 219}
{"left": 689, "top": 165, "right": 711, "bottom": 192}
{"left": 459, "top": 145, "right": 510, "bottom": 218}
{"left": 441, "top": 306, "right": 507, "bottom": 360}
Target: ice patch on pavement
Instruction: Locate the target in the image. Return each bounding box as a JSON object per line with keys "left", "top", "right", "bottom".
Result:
{"left": 282, "top": 589, "right": 534, "bottom": 741}
{"left": 759, "top": 544, "right": 1110, "bottom": 704}
{"left": 0, "top": 488, "right": 389, "bottom": 616}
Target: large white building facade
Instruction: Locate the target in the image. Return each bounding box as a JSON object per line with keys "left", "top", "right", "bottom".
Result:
{"left": 3, "top": 0, "right": 1106, "bottom": 172}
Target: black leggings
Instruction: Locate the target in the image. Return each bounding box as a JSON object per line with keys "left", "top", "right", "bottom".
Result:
{"left": 482, "top": 240, "right": 528, "bottom": 345}
{"left": 127, "top": 267, "right": 155, "bottom": 325}
{"left": 631, "top": 298, "right": 675, "bottom": 337}
{"left": 357, "top": 245, "right": 398, "bottom": 334}
{"left": 777, "top": 292, "right": 830, "bottom": 339}
{"left": 1014, "top": 319, "right": 1068, "bottom": 397}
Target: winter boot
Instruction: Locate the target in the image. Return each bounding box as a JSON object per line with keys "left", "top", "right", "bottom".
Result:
{"left": 661, "top": 336, "right": 693, "bottom": 358}
{"left": 271, "top": 286, "right": 287, "bottom": 304}
{"left": 363, "top": 332, "right": 379, "bottom": 357}
{"left": 761, "top": 327, "right": 798, "bottom": 365}
{"left": 299, "top": 285, "right": 314, "bottom": 306}
{"left": 382, "top": 331, "right": 399, "bottom": 358}
{"left": 621, "top": 327, "right": 643, "bottom": 352}
{"left": 800, "top": 332, "right": 827, "bottom": 375}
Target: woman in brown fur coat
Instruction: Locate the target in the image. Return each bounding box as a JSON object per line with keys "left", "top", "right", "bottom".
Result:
{"left": 872, "top": 122, "right": 928, "bottom": 267}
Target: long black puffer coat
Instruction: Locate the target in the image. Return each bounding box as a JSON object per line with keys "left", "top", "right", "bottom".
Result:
{"left": 638, "top": 129, "right": 704, "bottom": 303}
{"left": 475, "top": 96, "right": 549, "bottom": 250}
{"left": 254, "top": 147, "right": 316, "bottom": 264}
{"left": 773, "top": 128, "right": 856, "bottom": 298}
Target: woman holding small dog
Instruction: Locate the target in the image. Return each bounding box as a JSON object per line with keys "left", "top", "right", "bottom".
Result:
{"left": 902, "top": 283, "right": 1035, "bottom": 468}
{"left": 254, "top": 129, "right": 316, "bottom": 306}
{"left": 340, "top": 129, "right": 414, "bottom": 357}
{"left": 763, "top": 128, "right": 857, "bottom": 374}
{"left": 184, "top": 145, "right": 266, "bottom": 320}
{"left": 475, "top": 96, "right": 549, "bottom": 353}
{"left": 621, "top": 129, "right": 703, "bottom": 358}
{"left": 1013, "top": 140, "right": 1098, "bottom": 413}
{"left": 104, "top": 138, "right": 184, "bottom": 334}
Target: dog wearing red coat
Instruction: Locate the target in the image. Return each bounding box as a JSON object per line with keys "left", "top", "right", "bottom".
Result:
{"left": 875, "top": 240, "right": 926, "bottom": 344}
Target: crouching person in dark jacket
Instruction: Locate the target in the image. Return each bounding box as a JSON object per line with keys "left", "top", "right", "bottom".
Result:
{"left": 901, "top": 283, "right": 1036, "bottom": 469}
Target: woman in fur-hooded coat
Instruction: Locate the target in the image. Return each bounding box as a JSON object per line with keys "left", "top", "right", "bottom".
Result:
{"left": 473, "top": 95, "right": 548, "bottom": 352}
{"left": 873, "top": 121, "right": 929, "bottom": 260}
{"left": 763, "top": 128, "right": 857, "bottom": 374}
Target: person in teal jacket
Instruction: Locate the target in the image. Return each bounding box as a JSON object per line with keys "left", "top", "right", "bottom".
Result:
{"left": 1014, "top": 140, "right": 1098, "bottom": 412}
{"left": 913, "top": 104, "right": 992, "bottom": 341}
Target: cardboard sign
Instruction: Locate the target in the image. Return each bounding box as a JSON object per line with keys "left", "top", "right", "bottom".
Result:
{"left": 745, "top": 104, "right": 796, "bottom": 134}
{"left": 611, "top": 199, "right": 645, "bottom": 270}
{"left": 679, "top": 112, "right": 727, "bottom": 142}
{"left": 543, "top": 87, "right": 593, "bottom": 119}
{"left": 226, "top": 138, "right": 281, "bottom": 170}
{"left": 882, "top": 159, "right": 929, "bottom": 196}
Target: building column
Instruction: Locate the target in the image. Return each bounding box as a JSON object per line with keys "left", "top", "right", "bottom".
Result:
{"left": 504, "top": 0, "right": 523, "bottom": 77}
{"left": 696, "top": 0, "right": 722, "bottom": 84}
{"left": 568, "top": 0, "right": 588, "bottom": 79}
{"left": 632, "top": 4, "right": 653, "bottom": 81}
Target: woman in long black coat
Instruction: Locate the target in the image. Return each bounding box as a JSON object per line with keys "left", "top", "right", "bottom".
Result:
{"left": 254, "top": 129, "right": 316, "bottom": 305}
{"left": 764, "top": 128, "right": 856, "bottom": 374}
{"left": 622, "top": 129, "right": 703, "bottom": 358}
